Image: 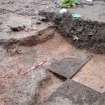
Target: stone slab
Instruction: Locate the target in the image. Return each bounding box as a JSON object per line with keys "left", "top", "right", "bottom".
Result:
{"left": 44, "top": 80, "right": 102, "bottom": 105}
{"left": 48, "top": 56, "right": 91, "bottom": 79}
{"left": 73, "top": 55, "right": 105, "bottom": 93}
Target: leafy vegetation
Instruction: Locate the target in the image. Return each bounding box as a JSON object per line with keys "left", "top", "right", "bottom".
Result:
{"left": 61, "top": 0, "right": 79, "bottom": 8}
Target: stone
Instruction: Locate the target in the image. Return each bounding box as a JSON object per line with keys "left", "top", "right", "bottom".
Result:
{"left": 44, "top": 80, "right": 102, "bottom": 105}
{"left": 48, "top": 56, "right": 91, "bottom": 79}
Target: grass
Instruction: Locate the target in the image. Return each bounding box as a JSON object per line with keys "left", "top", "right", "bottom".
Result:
{"left": 61, "top": 0, "right": 79, "bottom": 8}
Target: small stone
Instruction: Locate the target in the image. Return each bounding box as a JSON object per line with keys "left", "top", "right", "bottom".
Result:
{"left": 40, "top": 17, "right": 49, "bottom": 22}
{"left": 72, "top": 13, "right": 81, "bottom": 19}
{"left": 86, "top": 0, "right": 93, "bottom": 2}
{"left": 59, "top": 9, "right": 67, "bottom": 14}
{"left": 73, "top": 36, "right": 79, "bottom": 40}
{"left": 36, "top": 21, "right": 42, "bottom": 25}
{"left": 9, "top": 25, "right": 26, "bottom": 32}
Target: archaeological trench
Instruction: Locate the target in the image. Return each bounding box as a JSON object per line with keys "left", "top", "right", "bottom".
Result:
{"left": 0, "top": 0, "right": 105, "bottom": 105}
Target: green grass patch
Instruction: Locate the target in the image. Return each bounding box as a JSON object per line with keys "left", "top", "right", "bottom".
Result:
{"left": 61, "top": 0, "right": 80, "bottom": 8}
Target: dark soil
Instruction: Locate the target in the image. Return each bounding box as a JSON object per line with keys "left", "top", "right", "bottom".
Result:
{"left": 39, "top": 11, "right": 105, "bottom": 54}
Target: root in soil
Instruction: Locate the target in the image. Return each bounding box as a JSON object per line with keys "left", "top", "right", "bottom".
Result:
{"left": 39, "top": 11, "right": 105, "bottom": 54}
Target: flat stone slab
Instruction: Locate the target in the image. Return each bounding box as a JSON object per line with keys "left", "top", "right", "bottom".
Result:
{"left": 73, "top": 55, "right": 105, "bottom": 93}
{"left": 44, "top": 80, "right": 102, "bottom": 105}
{"left": 48, "top": 56, "right": 91, "bottom": 79}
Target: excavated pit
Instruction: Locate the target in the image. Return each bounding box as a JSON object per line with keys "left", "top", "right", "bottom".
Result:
{"left": 1, "top": 0, "right": 105, "bottom": 105}
{"left": 39, "top": 11, "right": 105, "bottom": 54}
{"left": 0, "top": 27, "right": 73, "bottom": 105}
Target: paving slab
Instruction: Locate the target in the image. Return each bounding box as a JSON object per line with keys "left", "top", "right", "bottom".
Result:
{"left": 48, "top": 56, "right": 91, "bottom": 79}
{"left": 73, "top": 55, "right": 105, "bottom": 93}
{"left": 44, "top": 80, "right": 102, "bottom": 105}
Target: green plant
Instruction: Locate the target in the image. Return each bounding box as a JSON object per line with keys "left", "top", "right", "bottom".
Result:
{"left": 61, "top": 0, "right": 79, "bottom": 8}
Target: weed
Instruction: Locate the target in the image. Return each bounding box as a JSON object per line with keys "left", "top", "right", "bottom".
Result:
{"left": 61, "top": 0, "right": 79, "bottom": 8}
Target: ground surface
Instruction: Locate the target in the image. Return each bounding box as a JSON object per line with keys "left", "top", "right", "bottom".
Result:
{"left": 70, "top": 0, "right": 105, "bottom": 22}
{"left": 0, "top": 0, "right": 105, "bottom": 105}
{"left": 40, "top": 0, "right": 105, "bottom": 54}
